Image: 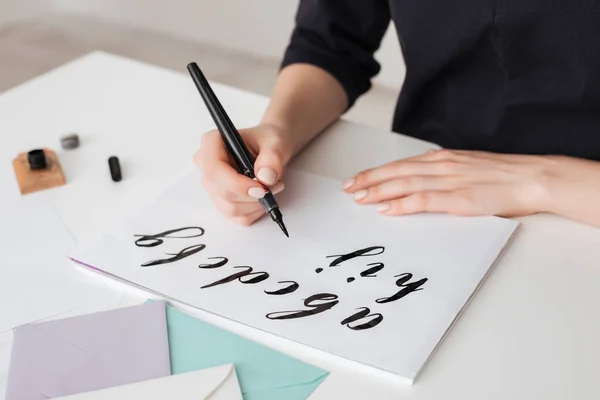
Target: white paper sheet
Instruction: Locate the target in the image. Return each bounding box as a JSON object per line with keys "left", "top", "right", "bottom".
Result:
{"left": 0, "top": 198, "right": 120, "bottom": 332}
{"left": 72, "top": 169, "right": 519, "bottom": 381}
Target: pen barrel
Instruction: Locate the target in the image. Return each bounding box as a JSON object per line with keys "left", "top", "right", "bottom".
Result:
{"left": 187, "top": 62, "right": 255, "bottom": 175}
{"left": 188, "top": 61, "right": 287, "bottom": 235}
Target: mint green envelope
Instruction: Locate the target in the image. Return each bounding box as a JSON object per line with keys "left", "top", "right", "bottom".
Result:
{"left": 164, "top": 304, "right": 328, "bottom": 400}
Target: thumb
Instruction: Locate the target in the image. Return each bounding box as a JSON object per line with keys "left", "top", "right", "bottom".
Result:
{"left": 254, "top": 138, "right": 285, "bottom": 186}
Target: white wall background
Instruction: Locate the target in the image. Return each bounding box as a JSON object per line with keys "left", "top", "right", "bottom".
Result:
{"left": 49, "top": 0, "right": 406, "bottom": 91}
{"left": 0, "top": 0, "right": 48, "bottom": 26}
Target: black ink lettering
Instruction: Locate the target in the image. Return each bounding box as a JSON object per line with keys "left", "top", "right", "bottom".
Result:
{"left": 266, "top": 293, "right": 339, "bottom": 320}
{"left": 134, "top": 227, "right": 204, "bottom": 247}
{"left": 340, "top": 307, "right": 384, "bottom": 330}
{"left": 326, "top": 246, "right": 385, "bottom": 267}
{"left": 141, "top": 244, "right": 206, "bottom": 267}
{"left": 346, "top": 277, "right": 355, "bottom": 283}
{"left": 239, "top": 271, "right": 270, "bottom": 284}
{"left": 360, "top": 262, "right": 384, "bottom": 277}
{"left": 264, "top": 281, "right": 299, "bottom": 295}
{"left": 199, "top": 257, "right": 228, "bottom": 269}
{"left": 201, "top": 266, "right": 270, "bottom": 289}
{"left": 315, "top": 268, "right": 323, "bottom": 274}
{"left": 375, "top": 273, "right": 428, "bottom": 304}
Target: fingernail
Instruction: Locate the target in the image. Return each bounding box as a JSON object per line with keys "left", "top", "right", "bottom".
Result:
{"left": 353, "top": 190, "right": 368, "bottom": 201}
{"left": 248, "top": 187, "right": 267, "bottom": 199}
{"left": 342, "top": 178, "right": 355, "bottom": 189}
{"left": 271, "top": 182, "right": 285, "bottom": 194}
{"left": 378, "top": 203, "right": 390, "bottom": 212}
{"left": 257, "top": 167, "right": 277, "bottom": 185}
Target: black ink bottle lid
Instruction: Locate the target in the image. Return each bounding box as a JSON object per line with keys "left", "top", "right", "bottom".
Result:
{"left": 28, "top": 149, "right": 48, "bottom": 170}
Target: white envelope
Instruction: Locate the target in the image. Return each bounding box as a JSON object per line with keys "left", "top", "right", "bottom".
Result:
{"left": 54, "top": 364, "right": 243, "bottom": 400}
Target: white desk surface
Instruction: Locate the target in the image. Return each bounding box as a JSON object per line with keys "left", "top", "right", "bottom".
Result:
{"left": 1, "top": 51, "right": 599, "bottom": 400}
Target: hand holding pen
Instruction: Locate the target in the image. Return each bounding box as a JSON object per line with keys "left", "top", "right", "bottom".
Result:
{"left": 188, "top": 63, "right": 290, "bottom": 236}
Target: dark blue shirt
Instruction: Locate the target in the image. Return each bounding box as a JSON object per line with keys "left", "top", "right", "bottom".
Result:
{"left": 281, "top": 0, "right": 600, "bottom": 160}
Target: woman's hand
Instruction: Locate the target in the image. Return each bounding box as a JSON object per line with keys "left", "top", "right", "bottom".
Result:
{"left": 194, "top": 64, "right": 350, "bottom": 227}
{"left": 194, "top": 124, "right": 292, "bottom": 226}
{"left": 343, "top": 149, "right": 600, "bottom": 226}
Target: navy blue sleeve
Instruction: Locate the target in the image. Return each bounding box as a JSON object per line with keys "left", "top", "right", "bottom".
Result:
{"left": 281, "top": 0, "right": 391, "bottom": 108}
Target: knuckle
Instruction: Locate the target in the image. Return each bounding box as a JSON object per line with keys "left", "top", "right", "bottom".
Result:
{"left": 403, "top": 175, "right": 418, "bottom": 189}
{"left": 266, "top": 134, "right": 283, "bottom": 148}
{"left": 261, "top": 123, "right": 283, "bottom": 137}
{"left": 438, "top": 149, "right": 455, "bottom": 158}
{"left": 457, "top": 189, "right": 475, "bottom": 203}
{"left": 415, "top": 192, "right": 432, "bottom": 209}
{"left": 354, "top": 171, "right": 370, "bottom": 186}
{"left": 393, "top": 161, "right": 405, "bottom": 175}
{"left": 389, "top": 199, "right": 403, "bottom": 213}
{"left": 446, "top": 175, "right": 464, "bottom": 189}
{"left": 367, "top": 185, "right": 379, "bottom": 198}
{"left": 456, "top": 190, "right": 479, "bottom": 215}
{"left": 431, "top": 149, "right": 455, "bottom": 160}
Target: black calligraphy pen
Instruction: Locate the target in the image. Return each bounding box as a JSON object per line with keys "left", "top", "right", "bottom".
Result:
{"left": 187, "top": 62, "right": 289, "bottom": 237}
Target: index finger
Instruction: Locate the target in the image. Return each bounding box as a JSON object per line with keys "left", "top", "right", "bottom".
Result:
{"left": 346, "top": 160, "right": 460, "bottom": 192}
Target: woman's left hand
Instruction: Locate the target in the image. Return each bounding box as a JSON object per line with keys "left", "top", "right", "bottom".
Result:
{"left": 343, "top": 149, "right": 600, "bottom": 226}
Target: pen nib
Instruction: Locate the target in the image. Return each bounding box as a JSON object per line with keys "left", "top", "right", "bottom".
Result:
{"left": 268, "top": 209, "right": 289, "bottom": 238}
{"left": 276, "top": 219, "right": 289, "bottom": 238}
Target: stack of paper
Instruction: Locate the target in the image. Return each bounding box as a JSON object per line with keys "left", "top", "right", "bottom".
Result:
{"left": 4, "top": 300, "right": 328, "bottom": 400}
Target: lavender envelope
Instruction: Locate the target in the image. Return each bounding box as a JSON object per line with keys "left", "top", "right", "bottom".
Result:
{"left": 5, "top": 301, "right": 171, "bottom": 400}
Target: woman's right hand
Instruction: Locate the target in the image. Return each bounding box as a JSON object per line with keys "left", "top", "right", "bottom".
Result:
{"left": 194, "top": 124, "right": 291, "bottom": 226}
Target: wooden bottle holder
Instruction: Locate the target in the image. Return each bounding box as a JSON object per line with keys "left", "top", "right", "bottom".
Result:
{"left": 13, "top": 148, "right": 66, "bottom": 195}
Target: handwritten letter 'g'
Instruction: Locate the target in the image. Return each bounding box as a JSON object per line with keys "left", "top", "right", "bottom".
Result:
{"left": 73, "top": 169, "right": 518, "bottom": 381}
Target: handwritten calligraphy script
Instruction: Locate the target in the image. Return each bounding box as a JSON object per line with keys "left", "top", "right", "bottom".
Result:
{"left": 134, "top": 227, "right": 428, "bottom": 331}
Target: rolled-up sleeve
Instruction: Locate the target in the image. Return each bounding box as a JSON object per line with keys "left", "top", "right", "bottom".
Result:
{"left": 281, "top": 0, "right": 391, "bottom": 108}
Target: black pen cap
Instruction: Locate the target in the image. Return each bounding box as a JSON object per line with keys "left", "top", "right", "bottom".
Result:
{"left": 108, "top": 156, "right": 122, "bottom": 182}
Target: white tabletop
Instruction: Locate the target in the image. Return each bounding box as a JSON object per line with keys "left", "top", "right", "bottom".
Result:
{"left": 1, "top": 52, "right": 599, "bottom": 400}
